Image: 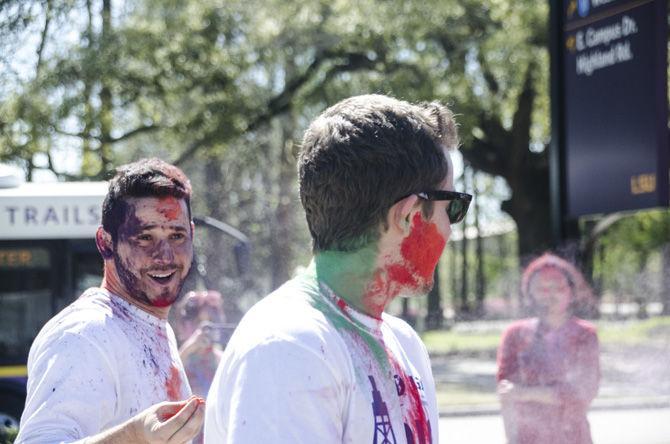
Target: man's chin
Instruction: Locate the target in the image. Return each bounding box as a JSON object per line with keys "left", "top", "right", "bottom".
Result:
{"left": 148, "top": 295, "right": 178, "bottom": 307}
{"left": 401, "top": 280, "right": 434, "bottom": 298}
{"left": 139, "top": 283, "right": 185, "bottom": 308}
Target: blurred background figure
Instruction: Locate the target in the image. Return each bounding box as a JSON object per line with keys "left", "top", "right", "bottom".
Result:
{"left": 496, "top": 253, "right": 600, "bottom": 444}
{"left": 172, "top": 290, "right": 228, "bottom": 398}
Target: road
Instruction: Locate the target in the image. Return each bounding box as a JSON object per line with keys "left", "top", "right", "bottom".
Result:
{"left": 439, "top": 407, "right": 670, "bottom": 444}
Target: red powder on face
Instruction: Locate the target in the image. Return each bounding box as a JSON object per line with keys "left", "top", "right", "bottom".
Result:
{"left": 362, "top": 213, "right": 445, "bottom": 316}
{"left": 152, "top": 297, "right": 174, "bottom": 308}
{"left": 157, "top": 197, "right": 182, "bottom": 221}
{"left": 166, "top": 365, "right": 182, "bottom": 401}
{"left": 336, "top": 298, "right": 347, "bottom": 312}
{"left": 400, "top": 212, "right": 446, "bottom": 283}
{"left": 386, "top": 263, "right": 419, "bottom": 289}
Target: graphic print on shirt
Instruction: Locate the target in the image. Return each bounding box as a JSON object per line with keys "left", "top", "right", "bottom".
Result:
{"left": 370, "top": 375, "right": 397, "bottom": 444}
{"left": 311, "top": 281, "right": 432, "bottom": 444}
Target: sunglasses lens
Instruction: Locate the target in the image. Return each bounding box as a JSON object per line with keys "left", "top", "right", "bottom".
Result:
{"left": 447, "top": 198, "right": 468, "bottom": 224}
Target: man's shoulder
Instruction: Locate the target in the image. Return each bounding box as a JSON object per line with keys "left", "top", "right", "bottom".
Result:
{"left": 34, "top": 288, "right": 117, "bottom": 347}
{"left": 382, "top": 312, "right": 422, "bottom": 343}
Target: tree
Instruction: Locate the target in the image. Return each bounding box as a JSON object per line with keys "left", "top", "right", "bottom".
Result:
{"left": 1, "top": 0, "right": 555, "bottom": 303}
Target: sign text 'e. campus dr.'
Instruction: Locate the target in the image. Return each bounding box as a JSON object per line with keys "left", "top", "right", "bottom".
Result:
{"left": 561, "top": 0, "right": 668, "bottom": 217}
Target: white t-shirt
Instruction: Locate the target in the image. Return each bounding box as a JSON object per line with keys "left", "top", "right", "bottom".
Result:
{"left": 16, "top": 287, "right": 191, "bottom": 444}
{"left": 204, "top": 269, "right": 438, "bottom": 444}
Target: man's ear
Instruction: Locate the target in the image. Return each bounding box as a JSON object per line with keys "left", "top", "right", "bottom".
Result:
{"left": 191, "top": 221, "right": 196, "bottom": 239}
{"left": 387, "top": 195, "right": 420, "bottom": 234}
{"left": 95, "top": 226, "right": 114, "bottom": 260}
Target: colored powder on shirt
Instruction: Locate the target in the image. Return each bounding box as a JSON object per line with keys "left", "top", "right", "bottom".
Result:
{"left": 385, "top": 348, "right": 430, "bottom": 444}
{"left": 166, "top": 365, "right": 182, "bottom": 401}
{"left": 308, "top": 278, "right": 388, "bottom": 367}
{"left": 161, "top": 402, "right": 185, "bottom": 421}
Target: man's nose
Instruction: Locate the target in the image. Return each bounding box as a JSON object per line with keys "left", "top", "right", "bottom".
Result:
{"left": 152, "top": 239, "right": 175, "bottom": 263}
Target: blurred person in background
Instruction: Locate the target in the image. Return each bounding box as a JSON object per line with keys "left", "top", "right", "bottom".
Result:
{"left": 16, "top": 158, "right": 204, "bottom": 444}
{"left": 173, "top": 290, "right": 228, "bottom": 398}
{"left": 496, "top": 253, "right": 600, "bottom": 444}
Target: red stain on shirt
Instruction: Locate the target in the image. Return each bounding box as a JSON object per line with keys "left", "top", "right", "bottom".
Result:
{"left": 157, "top": 197, "right": 182, "bottom": 221}
{"left": 386, "top": 348, "right": 431, "bottom": 444}
{"left": 166, "top": 365, "right": 182, "bottom": 401}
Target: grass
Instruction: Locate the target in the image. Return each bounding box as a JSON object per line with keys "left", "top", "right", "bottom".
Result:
{"left": 435, "top": 387, "right": 499, "bottom": 408}
{"left": 596, "top": 316, "right": 670, "bottom": 346}
{"left": 422, "top": 316, "right": 670, "bottom": 411}
{"left": 422, "top": 329, "right": 502, "bottom": 355}
{"left": 421, "top": 316, "right": 670, "bottom": 355}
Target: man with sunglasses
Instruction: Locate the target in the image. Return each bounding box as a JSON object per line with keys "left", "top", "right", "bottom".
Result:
{"left": 205, "top": 95, "right": 470, "bottom": 444}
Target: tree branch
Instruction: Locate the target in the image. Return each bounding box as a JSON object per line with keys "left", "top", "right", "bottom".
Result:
{"left": 101, "top": 124, "right": 161, "bottom": 143}
{"left": 510, "top": 61, "right": 536, "bottom": 168}
{"left": 52, "top": 124, "right": 160, "bottom": 143}
{"left": 465, "top": 135, "right": 507, "bottom": 177}
{"left": 52, "top": 126, "right": 94, "bottom": 139}
{"left": 35, "top": 0, "right": 52, "bottom": 77}
{"left": 173, "top": 49, "right": 383, "bottom": 166}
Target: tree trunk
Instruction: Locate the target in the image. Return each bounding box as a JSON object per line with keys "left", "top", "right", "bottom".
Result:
{"left": 463, "top": 61, "right": 554, "bottom": 260}
{"left": 459, "top": 169, "right": 470, "bottom": 316}
{"left": 98, "top": 0, "right": 113, "bottom": 177}
{"left": 82, "top": 0, "right": 97, "bottom": 177}
{"left": 473, "top": 170, "right": 486, "bottom": 317}
{"left": 269, "top": 114, "right": 297, "bottom": 291}
{"left": 425, "top": 265, "right": 443, "bottom": 329}
{"left": 449, "top": 241, "right": 459, "bottom": 318}
{"left": 662, "top": 243, "right": 670, "bottom": 315}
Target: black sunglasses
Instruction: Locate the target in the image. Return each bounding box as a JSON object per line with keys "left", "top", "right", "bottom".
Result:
{"left": 396, "top": 190, "right": 472, "bottom": 224}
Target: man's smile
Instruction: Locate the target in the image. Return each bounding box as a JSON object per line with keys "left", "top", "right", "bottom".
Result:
{"left": 146, "top": 268, "right": 179, "bottom": 285}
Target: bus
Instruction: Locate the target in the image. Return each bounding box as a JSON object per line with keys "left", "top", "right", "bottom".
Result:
{"left": 0, "top": 176, "right": 249, "bottom": 431}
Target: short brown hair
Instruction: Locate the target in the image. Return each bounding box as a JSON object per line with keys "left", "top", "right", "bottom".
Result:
{"left": 298, "top": 94, "right": 458, "bottom": 252}
{"left": 101, "top": 158, "right": 192, "bottom": 242}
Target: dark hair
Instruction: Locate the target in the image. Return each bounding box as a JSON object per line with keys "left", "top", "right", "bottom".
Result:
{"left": 298, "top": 94, "right": 459, "bottom": 251}
{"left": 101, "top": 158, "right": 192, "bottom": 242}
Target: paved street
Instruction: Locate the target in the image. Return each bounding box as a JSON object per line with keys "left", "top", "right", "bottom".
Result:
{"left": 439, "top": 407, "right": 670, "bottom": 444}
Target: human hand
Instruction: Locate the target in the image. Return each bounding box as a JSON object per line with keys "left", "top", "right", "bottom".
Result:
{"left": 179, "top": 326, "right": 212, "bottom": 357}
{"left": 497, "top": 379, "right": 516, "bottom": 400}
{"left": 133, "top": 396, "right": 205, "bottom": 444}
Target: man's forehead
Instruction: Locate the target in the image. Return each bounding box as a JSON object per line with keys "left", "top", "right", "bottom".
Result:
{"left": 124, "top": 196, "right": 190, "bottom": 223}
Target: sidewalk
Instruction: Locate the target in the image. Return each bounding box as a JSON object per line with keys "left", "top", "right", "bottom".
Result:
{"left": 431, "top": 343, "right": 670, "bottom": 417}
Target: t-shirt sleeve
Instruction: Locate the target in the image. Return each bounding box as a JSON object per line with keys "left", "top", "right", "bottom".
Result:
{"left": 496, "top": 325, "right": 520, "bottom": 383}
{"left": 16, "top": 330, "right": 118, "bottom": 444}
{"left": 205, "top": 337, "right": 346, "bottom": 444}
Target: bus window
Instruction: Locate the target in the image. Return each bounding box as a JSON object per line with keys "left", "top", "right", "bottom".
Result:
{"left": 72, "top": 249, "right": 103, "bottom": 304}
{"left": 0, "top": 247, "right": 52, "bottom": 366}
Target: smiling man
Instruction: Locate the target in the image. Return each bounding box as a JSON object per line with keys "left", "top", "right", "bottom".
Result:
{"left": 205, "top": 95, "right": 471, "bottom": 443}
{"left": 17, "top": 159, "right": 205, "bottom": 444}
